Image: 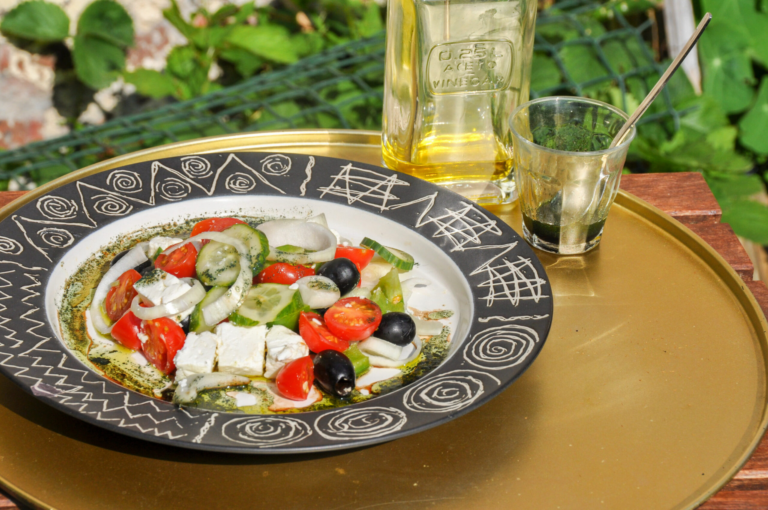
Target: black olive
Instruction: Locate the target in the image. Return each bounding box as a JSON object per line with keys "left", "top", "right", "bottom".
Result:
{"left": 135, "top": 259, "right": 153, "bottom": 275}
{"left": 317, "top": 258, "right": 359, "bottom": 295}
{"left": 313, "top": 350, "right": 355, "bottom": 399}
{"left": 375, "top": 312, "right": 416, "bottom": 346}
{"left": 179, "top": 315, "right": 191, "bottom": 335}
{"left": 110, "top": 249, "right": 130, "bottom": 267}
{"left": 139, "top": 262, "right": 156, "bottom": 277}
{"left": 314, "top": 307, "right": 329, "bottom": 316}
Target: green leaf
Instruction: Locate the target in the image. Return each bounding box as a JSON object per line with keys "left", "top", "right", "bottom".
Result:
{"left": 163, "top": 0, "right": 195, "bottom": 40}
{"left": 707, "top": 174, "right": 765, "bottom": 202}
{"left": 702, "top": 0, "right": 768, "bottom": 68}
{"left": 124, "top": 69, "right": 177, "bottom": 98}
{"left": 559, "top": 45, "right": 609, "bottom": 86}
{"left": 356, "top": 3, "right": 383, "bottom": 38}
{"left": 530, "top": 53, "right": 561, "bottom": 92}
{"left": 721, "top": 199, "right": 768, "bottom": 244}
{"left": 698, "top": 22, "right": 755, "bottom": 114}
{"left": 226, "top": 25, "right": 299, "bottom": 64}
{"left": 72, "top": 35, "right": 125, "bottom": 89}
{"left": 0, "top": 0, "right": 69, "bottom": 42}
{"left": 739, "top": 78, "right": 768, "bottom": 155}
{"left": 77, "top": 0, "right": 133, "bottom": 48}
{"left": 166, "top": 45, "right": 198, "bottom": 78}
{"left": 219, "top": 47, "right": 263, "bottom": 77}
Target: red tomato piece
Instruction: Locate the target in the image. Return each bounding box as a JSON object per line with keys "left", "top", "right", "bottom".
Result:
{"left": 255, "top": 263, "right": 315, "bottom": 285}
{"left": 276, "top": 356, "right": 315, "bottom": 400}
{"left": 299, "top": 312, "right": 349, "bottom": 353}
{"left": 190, "top": 217, "right": 246, "bottom": 237}
{"left": 110, "top": 311, "right": 143, "bottom": 351}
{"left": 324, "top": 297, "right": 382, "bottom": 342}
{"left": 335, "top": 245, "right": 375, "bottom": 272}
{"left": 105, "top": 269, "right": 142, "bottom": 323}
{"left": 154, "top": 243, "right": 198, "bottom": 278}
{"left": 142, "top": 318, "right": 186, "bottom": 375}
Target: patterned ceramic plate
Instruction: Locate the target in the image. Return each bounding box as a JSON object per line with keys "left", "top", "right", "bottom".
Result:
{"left": 0, "top": 153, "right": 552, "bottom": 453}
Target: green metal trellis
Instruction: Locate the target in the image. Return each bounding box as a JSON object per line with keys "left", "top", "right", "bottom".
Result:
{"left": 0, "top": 0, "right": 687, "bottom": 186}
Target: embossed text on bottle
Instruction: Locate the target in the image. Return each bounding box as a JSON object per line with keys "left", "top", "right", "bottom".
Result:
{"left": 426, "top": 40, "right": 514, "bottom": 95}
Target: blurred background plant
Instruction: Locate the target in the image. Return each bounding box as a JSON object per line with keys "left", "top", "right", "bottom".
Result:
{"left": 0, "top": 0, "right": 767, "bottom": 248}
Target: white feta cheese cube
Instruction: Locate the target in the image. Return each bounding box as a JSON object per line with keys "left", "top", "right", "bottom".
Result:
{"left": 173, "top": 331, "right": 218, "bottom": 380}
{"left": 147, "top": 236, "right": 183, "bottom": 258}
{"left": 216, "top": 323, "right": 267, "bottom": 376}
{"left": 133, "top": 269, "right": 194, "bottom": 322}
{"left": 264, "top": 325, "right": 309, "bottom": 379}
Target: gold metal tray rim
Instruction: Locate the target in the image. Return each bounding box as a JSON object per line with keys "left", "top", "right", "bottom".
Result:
{"left": 0, "top": 129, "right": 765, "bottom": 510}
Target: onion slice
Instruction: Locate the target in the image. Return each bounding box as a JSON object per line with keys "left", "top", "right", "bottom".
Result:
{"left": 296, "top": 275, "right": 340, "bottom": 309}
{"left": 359, "top": 336, "right": 404, "bottom": 360}
{"left": 130, "top": 280, "right": 206, "bottom": 320}
{"left": 174, "top": 373, "right": 251, "bottom": 404}
{"left": 366, "top": 338, "right": 423, "bottom": 368}
{"left": 90, "top": 246, "right": 148, "bottom": 334}
{"left": 412, "top": 316, "right": 444, "bottom": 336}
{"left": 256, "top": 219, "right": 337, "bottom": 264}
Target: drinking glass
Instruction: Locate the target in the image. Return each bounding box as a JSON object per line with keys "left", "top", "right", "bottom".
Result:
{"left": 509, "top": 97, "right": 636, "bottom": 254}
{"left": 382, "top": 0, "right": 537, "bottom": 205}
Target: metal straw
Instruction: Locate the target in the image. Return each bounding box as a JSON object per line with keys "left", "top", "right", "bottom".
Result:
{"left": 609, "top": 12, "right": 712, "bottom": 149}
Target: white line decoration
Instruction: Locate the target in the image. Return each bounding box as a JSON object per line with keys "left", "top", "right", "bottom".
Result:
{"left": 468, "top": 243, "right": 548, "bottom": 307}
{"left": 260, "top": 154, "right": 292, "bottom": 176}
{"left": 192, "top": 413, "right": 218, "bottom": 443}
{"left": 36, "top": 196, "right": 78, "bottom": 220}
{"left": 299, "top": 156, "right": 315, "bottom": 196}
{"left": 180, "top": 156, "right": 213, "bottom": 179}
{"left": 92, "top": 193, "right": 134, "bottom": 216}
{"left": 406, "top": 194, "right": 503, "bottom": 251}
{"left": 106, "top": 170, "right": 142, "bottom": 193}
{"left": 37, "top": 228, "right": 74, "bottom": 248}
{"left": 403, "top": 370, "right": 500, "bottom": 414}
{"left": 463, "top": 324, "right": 540, "bottom": 371}
{"left": 225, "top": 172, "right": 256, "bottom": 194}
{"left": 0, "top": 237, "right": 23, "bottom": 255}
{"left": 314, "top": 406, "right": 407, "bottom": 441}
{"left": 478, "top": 315, "right": 550, "bottom": 323}
{"left": 318, "top": 163, "right": 410, "bottom": 212}
{"left": 155, "top": 178, "right": 191, "bottom": 202}
{"left": 222, "top": 416, "right": 313, "bottom": 447}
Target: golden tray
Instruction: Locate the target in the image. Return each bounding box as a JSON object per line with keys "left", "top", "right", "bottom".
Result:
{"left": 0, "top": 130, "right": 765, "bottom": 510}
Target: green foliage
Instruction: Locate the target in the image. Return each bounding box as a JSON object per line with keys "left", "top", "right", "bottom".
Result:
{"left": 77, "top": 0, "right": 134, "bottom": 48}
{"left": 0, "top": 0, "right": 69, "bottom": 42}
{"left": 73, "top": 35, "right": 126, "bottom": 89}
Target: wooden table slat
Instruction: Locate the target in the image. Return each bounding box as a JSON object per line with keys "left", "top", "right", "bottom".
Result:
{"left": 621, "top": 173, "right": 722, "bottom": 224}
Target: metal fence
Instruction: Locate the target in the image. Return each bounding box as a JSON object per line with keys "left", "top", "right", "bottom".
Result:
{"left": 0, "top": 0, "right": 685, "bottom": 187}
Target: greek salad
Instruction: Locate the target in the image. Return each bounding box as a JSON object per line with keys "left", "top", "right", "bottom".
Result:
{"left": 81, "top": 214, "right": 452, "bottom": 411}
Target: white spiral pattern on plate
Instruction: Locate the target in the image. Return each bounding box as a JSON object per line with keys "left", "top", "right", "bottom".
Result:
{"left": 180, "top": 156, "right": 213, "bottom": 179}
{"left": 222, "top": 416, "right": 312, "bottom": 447}
{"left": 37, "top": 227, "right": 74, "bottom": 248}
{"left": 403, "top": 370, "right": 487, "bottom": 413}
{"left": 314, "top": 407, "right": 407, "bottom": 441}
{"left": 36, "top": 196, "right": 78, "bottom": 220}
{"left": 155, "top": 178, "right": 191, "bottom": 202}
{"left": 463, "top": 324, "right": 539, "bottom": 370}
{"left": 225, "top": 172, "right": 256, "bottom": 193}
{"left": 260, "top": 154, "right": 291, "bottom": 176}
{"left": 0, "top": 236, "right": 23, "bottom": 255}
{"left": 92, "top": 194, "right": 133, "bottom": 216}
{"left": 106, "top": 170, "right": 142, "bottom": 193}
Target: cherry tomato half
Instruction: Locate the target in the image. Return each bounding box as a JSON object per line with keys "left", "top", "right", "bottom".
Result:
{"left": 276, "top": 356, "right": 315, "bottom": 401}
{"left": 105, "top": 269, "right": 142, "bottom": 323}
{"left": 142, "top": 317, "right": 186, "bottom": 375}
{"left": 190, "top": 217, "right": 246, "bottom": 237}
{"left": 154, "top": 243, "right": 198, "bottom": 278}
{"left": 335, "top": 245, "right": 375, "bottom": 272}
{"left": 324, "top": 297, "right": 382, "bottom": 342}
{"left": 255, "top": 262, "right": 315, "bottom": 285}
{"left": 299, "top": 312, "right": 349, "bottom": 353}
{"left": 110, "top": 311, "right": 143, "bottom": 351}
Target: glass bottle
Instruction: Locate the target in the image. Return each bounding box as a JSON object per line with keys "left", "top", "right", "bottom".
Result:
{"left": 382, "top": 0, "right": 537, "bottom": 204}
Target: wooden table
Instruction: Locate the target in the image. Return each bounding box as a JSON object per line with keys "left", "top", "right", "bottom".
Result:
{"left": 0, "top": 172, "right": 765, "bottom": 509}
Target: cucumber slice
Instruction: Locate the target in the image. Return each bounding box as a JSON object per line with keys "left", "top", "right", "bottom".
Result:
{"left": 190, "top": 286, "right": 228, "bottom": 333}
{"left": 222, "top": 223, "right": 269, "bottom": 273}
{"left": 195, "top": 241, "right": 240, "bottom": 286}
{"left": 229, "top": 283, "right": 306, "bottom": 330}
{"left": 360, "top": 238, "right": 415, "bottom": 271}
